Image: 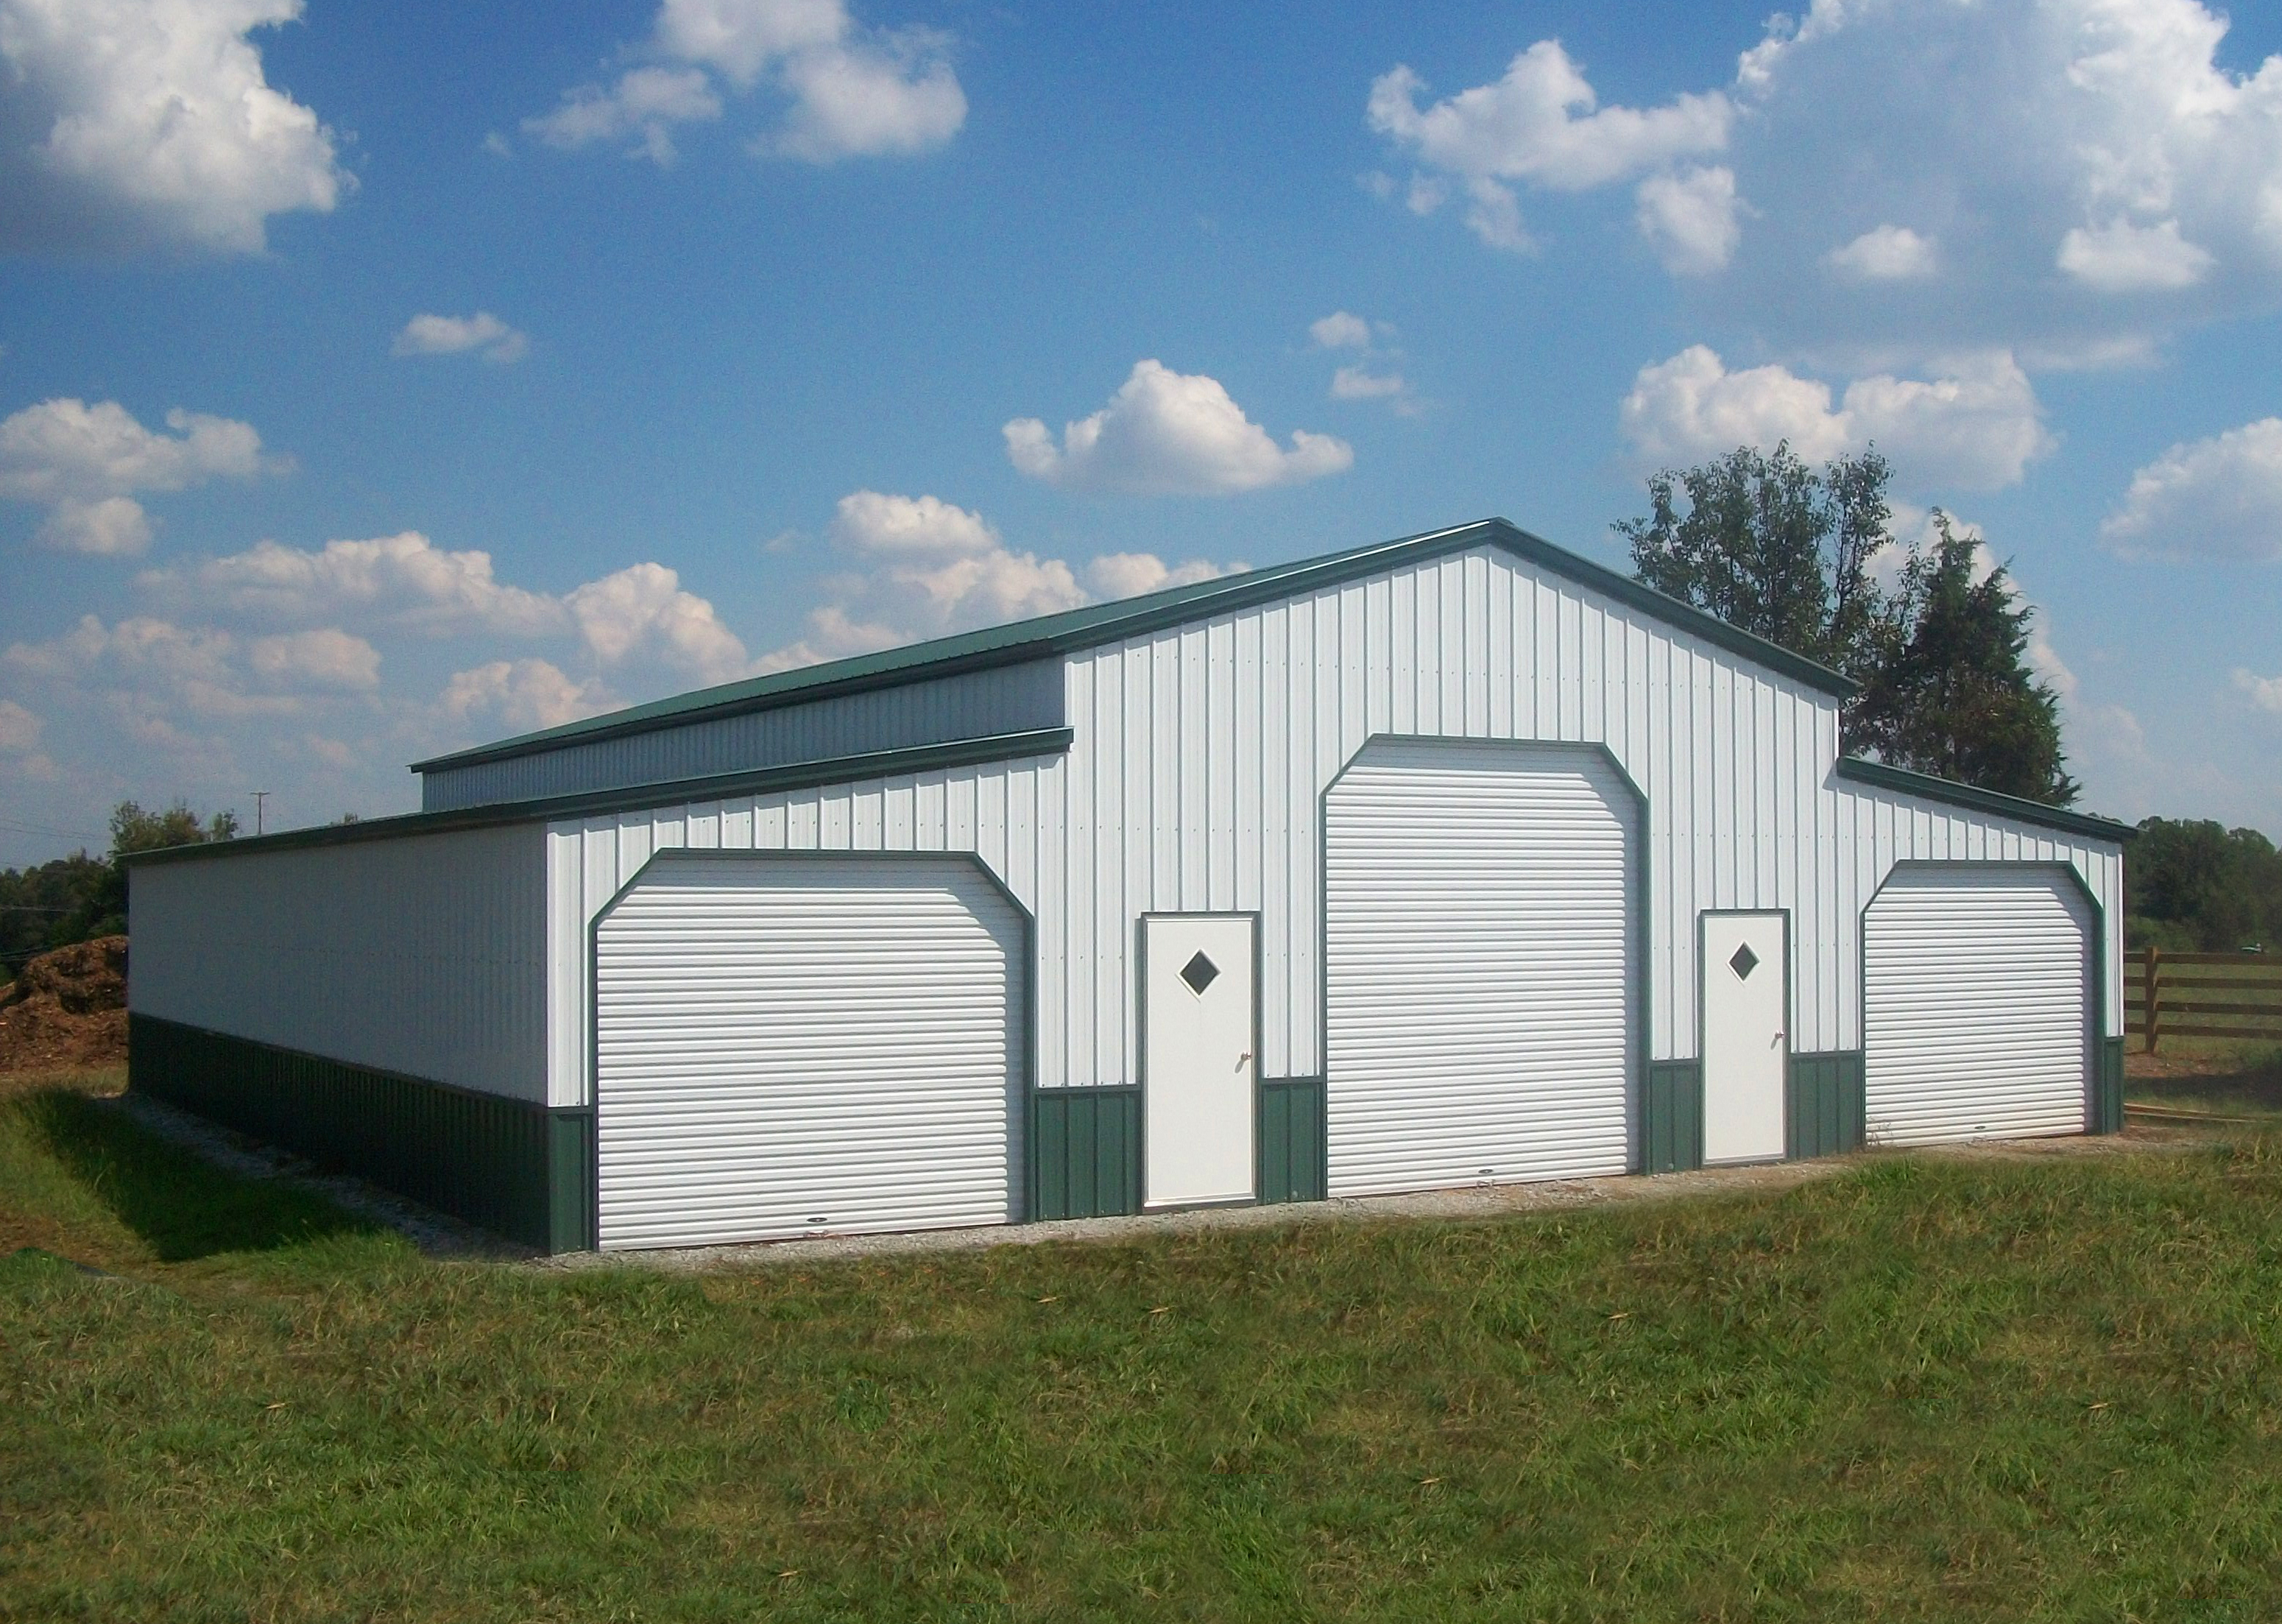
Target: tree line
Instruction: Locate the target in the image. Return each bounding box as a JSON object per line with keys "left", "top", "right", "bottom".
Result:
{"left": 0, "top": 802, "right": 236, "bottom": 979}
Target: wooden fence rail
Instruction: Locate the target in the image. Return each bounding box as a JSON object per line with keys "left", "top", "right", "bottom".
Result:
{"left": 2125, "top": 946, "right": 2282, "bottom": 1051}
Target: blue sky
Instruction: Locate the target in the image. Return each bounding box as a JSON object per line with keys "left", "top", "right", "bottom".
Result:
{"left": 1, "top": 0, "right": 2278, "bottom": 864}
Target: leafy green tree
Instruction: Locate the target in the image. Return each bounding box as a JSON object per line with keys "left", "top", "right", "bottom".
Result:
{"left": 2125, "top": 818, "right": 2282, "bottom": 951}
{"left": 1616, "top": 443, "right": 1901, "bottom": 738}
{"left": 1849, "top": 515, "right": 2077, "bottom": 805}
{"left": 1621, "top": 445, "right": 2080, "bottom": 806}
{"left": 70, "top": 800, "right": 241, "bottom": 939}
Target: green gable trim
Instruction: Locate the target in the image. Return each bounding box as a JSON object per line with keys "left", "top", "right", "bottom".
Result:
{"left": 1257, "top": 1078, "right": 1327, "bottom": 1204}
{"left": 1027, "top": 1087, "right": 1141, "bottom": 1221}
{"left": 128, "top": 1014, "right": 593, "bottom": 1252}
{"left": 1834, "top": 757, "right": 2132, "bottom": 842}
{"left": 413, "top": 517, "right": 1857, "bottom": 776}
{"left": 1643, "top": 1061, "right": 1703, "bottom": 1173}
{"left": 127, "top": 728, "right": 1075, "bottom": 867}
{"left": 1787, "top": 1051, "right": 1866, "bottom": 1160}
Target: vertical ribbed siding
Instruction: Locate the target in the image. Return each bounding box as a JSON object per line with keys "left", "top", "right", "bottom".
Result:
{"left": 1787, "top": 1051, "right": 1865, "bottom": 1159}
{"left": 1257, "top": 1078, "right": 1327, "bottom": 1204}
{"left": 425, "top": 660, "right": 1064, "bottom": 811}
{"left": 128, "top": 1014, "right": 579, "bottom": 1249}
{"left": 1324, "top": 741, "right": 1636, "bottom": 1196}
{"left": 1028, "top": 1087, "right": 1141, "bottom": 1218}
{"left": 1865, "top": 866, "right": 2094, "bottom": 1145}
{"left": 130, "top": 823, "right": 548, "bottom": 1101}
{"left": 1643, "top": 1062, "right": 1703, "bottom": 1173}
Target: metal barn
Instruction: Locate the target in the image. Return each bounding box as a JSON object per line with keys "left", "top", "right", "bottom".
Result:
{"left": 128, "top": 520, "right": 2131, "bottom": 1251}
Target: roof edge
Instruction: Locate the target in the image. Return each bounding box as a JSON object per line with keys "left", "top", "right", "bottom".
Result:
{"left": 411, "top": 517, "right": 1857, "bottom": 776}
{"left": 129, "top": 729, "right": 1075, "bottom": 866}
{"left": 1835, "top": 756, "right": 2133, "bottom": 843}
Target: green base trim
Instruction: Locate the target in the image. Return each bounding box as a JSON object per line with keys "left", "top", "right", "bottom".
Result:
{"left": 1643, "top": 1061, "right": 1703, "bottom": 1173}
{"left": 129, "top": 1014, "right": 593, "bottom": 1251}
{"left": 2094, "top": 1037, "right": 2125, "bottom": 1135}
{"left": 1257, "top": 1078, "right": 1326, "bottom": 1204}
{"left": 1027, "top": 1087, "right": 1140, "bottom": 1220}
{"left": 1787, "top": 1051, "right": 1866, "bottom": 1159}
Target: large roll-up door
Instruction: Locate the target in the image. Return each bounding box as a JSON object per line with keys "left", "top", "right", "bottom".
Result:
{"left": 594, "top": 854, "right": 1023, "bottom": 1250}
{"left": 1324, "top": 740, "right": 1636, "bottom": 1196}
{"left": 1864, "top": 865, "right": 2091, "bottom": 1145}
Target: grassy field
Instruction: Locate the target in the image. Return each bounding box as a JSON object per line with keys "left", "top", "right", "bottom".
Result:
{"left": 6, "top": 1071, "right": 2282, "bottom": 1620}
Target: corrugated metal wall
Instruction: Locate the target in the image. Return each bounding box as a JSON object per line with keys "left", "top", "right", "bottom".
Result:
{"left": 131, "top": 824, "right": 550, "bottom": 1101}
{"left": 544, "top": 540, "right": 2123, "bottom": 1107}
{"left": 424, "top": 659, "right": 1064, "bottom": 811}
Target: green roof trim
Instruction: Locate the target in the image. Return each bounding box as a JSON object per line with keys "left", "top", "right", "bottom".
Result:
{"left": 1834, "top": 756, "right": 2133, "bottom": 842}
{"left": 410, "top": 518, "right": 1857, "bottom": 775}
{"left": 128, "top": 729, "right": 1075, "bottom": 867}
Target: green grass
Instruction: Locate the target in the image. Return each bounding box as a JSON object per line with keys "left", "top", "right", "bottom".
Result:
{"left": 7, "top": 1073, "right": 2282, "bottom": 1620}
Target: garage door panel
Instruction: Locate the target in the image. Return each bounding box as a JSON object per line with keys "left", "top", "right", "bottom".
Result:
{"left": 1325, "top": 741, "right": 1636, "bottom": 1196}
{"left": 1865, "top": 866, "right": 2091, "bottom": 1146}
{"left": 594, "top": 855, "right": 1022, "bottom": 1250}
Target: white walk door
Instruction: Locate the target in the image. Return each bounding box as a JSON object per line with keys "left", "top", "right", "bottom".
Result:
{"left": 1701, "top": 912, "right": 1788, "bottom": 1163}
{"left": 1864, "top": 865, "right": 2092, "bottom": 1146}
{"left": 1142, "top": 914, "right": 1257, "bottom": 1208}
{"left": 593, "top": 855, "right": 1023, "bottom": 1250}
{"left": 1324, "top": 740, "right": 1636, "bottom": 1197}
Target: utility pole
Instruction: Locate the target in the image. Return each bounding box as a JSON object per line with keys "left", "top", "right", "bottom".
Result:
{"left": 251, "top": 791, "right": 270, "bottom": 836}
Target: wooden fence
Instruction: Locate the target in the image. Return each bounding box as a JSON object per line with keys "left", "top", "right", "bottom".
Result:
{"left": 2126, "top": 947, "right": 2282, "bottom": 1051}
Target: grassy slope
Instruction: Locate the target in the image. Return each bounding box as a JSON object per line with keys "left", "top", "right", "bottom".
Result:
{"left": 4, "top": 1074, "right": 2282, "bottom": 1621}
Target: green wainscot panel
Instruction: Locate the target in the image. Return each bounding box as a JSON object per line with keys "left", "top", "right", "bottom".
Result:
{"left": 1643, "top": 1061, "right": 1703, "bottom": 1173}
{"left": 1787, "top": 1051, "right": 1866, "bottom": 1160}
{"left": 1028, "top": 1087, "right": 1140, "bottom": 1220}
{"left": 1257, "top": 1078, "right": 1326, "bottom": 1204}
{"left": 130, "top": 1014, "right": 592, "bottom": 1252}
{"left": 2094, "top": 1037, "right": 2125, "bottom": 1135}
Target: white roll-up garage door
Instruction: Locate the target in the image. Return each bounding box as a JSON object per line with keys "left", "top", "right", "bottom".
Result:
{"left": 1324, "top": 740, "right": 1636, "bottom": 1196}
{"left": 594, "top": 854, "right": 1023, "bottom": 1250}
{"left": 1864, "top": 865, "right": 2091, "bottom": 1146}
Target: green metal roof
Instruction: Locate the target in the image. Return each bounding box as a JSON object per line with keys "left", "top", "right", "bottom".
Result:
{"left": 409, "top": 517, "right": 1859, "bottom": 775}
{"left": 1834, "top": 756, "right": 2133, "bottom": 842}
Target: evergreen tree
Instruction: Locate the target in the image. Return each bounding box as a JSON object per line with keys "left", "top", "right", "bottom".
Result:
{"left": 1851, "top": 515, "right": 2078, "bottom": 805}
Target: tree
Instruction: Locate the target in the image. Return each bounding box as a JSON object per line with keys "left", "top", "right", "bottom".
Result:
{"left": 2124, "top": 818, "right": 2282, "bottom": 951}
{"left": 69, "top": 800, "right": 240, "bottom": 939}
{"left": 1616, "top": 443, "right": 1900, "bottom": 722}
{"left": 1850, "top": 515, "right": 2078, "bottom": 805}
{"left": 1620, "top": 445, "right": 2080, "bottom": 806}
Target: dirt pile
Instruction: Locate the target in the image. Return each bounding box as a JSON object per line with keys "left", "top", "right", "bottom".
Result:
{"left": 0, "top": 936, "right": 128, "bottom": 1074}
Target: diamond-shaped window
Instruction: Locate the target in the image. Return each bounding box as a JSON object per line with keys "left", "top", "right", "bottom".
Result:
{"left": 1728, "top": 942, "right": 1760, "bottom": 981}
{"left": 1179, "top": 950, "right": 1220, "bottom": 996}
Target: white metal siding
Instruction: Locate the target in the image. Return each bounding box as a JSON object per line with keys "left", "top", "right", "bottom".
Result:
{"left": 129, "top": 825, "right": 548, "bottom": 1100}
{"left": 545, "top": 541, "right": 2125, "bottom": 1111}
{"left": 593, "top": 855, "right": 1021, "bottom": 1249}
{"left": 425, "top": 660, "right": 1062, "bottom": 811}
{"left": 1864, "top": 866, "right": 2092, "bottom": 1145}
{"left": 1324, "top": 741, "right": 1634, "bottom": 1194}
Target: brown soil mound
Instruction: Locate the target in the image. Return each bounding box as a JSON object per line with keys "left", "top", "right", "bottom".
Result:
{"left": 0, "top": 936, "right": 128, "bottom": 1074}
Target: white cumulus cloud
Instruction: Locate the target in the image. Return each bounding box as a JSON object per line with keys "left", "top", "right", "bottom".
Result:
{"left": 0, "top": 696, "right": 40, "bottom": 750}
{"left": 392, "top": 312, "right": 530, "bottom": 364}
{"left": 1619, "top": 345, "right": 2053, "bottom": 491}
{"left": 246, "top": 628, "right": 379, "bottom": 691}
{"left": 1310, "top": 311, "right": 1372, "bottom": 350}
{"left": 441, "top": 659, "right": 614, "bottom": 733}
{"left": 2235, "top": 668, "right": 2282, "bottom": 714}
{"left": 1004, "top": 360, "right": 1353, "bottom": 496}
{"left": 2057, "top": 216, "right": 2216, "bottom": 292}
{"left": 2100, "top": 417, "right": 2282, "bottom": 562}
{"left": 564, "top": 562, "right": 750, "bottom": 682}
{"left": 168, "top": 532, "right": 567, "bottom": 635}
{"left": 0, "top": 396, "right": 269, "bottom": 554}
{"left": 0, "top": 0, "right": 349, "bottom": 255}
{"left": 525, "top": 0, "right": 963, "bottom": 166}
{"left": 1826, "top": 224, "right": 1938, "bottom": 280}
{"left": 1635, "top": 164, "right": 1740, "bottom": 275}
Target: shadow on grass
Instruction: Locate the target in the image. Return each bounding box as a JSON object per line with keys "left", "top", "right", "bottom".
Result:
{"left": 21, "top": 1089, "right": 384, "bottom": 1261}
{"left": 2129, "top": 1047, "right": 2282, "bottom": 1115}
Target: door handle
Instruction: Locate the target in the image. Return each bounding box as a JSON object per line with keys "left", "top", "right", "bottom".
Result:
{"left": 1234, "top": 1052, "right": 1251, "bottom": 1072}
{"left": 1772, "top": 1031, "right": 1785, "bottom": 1046}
